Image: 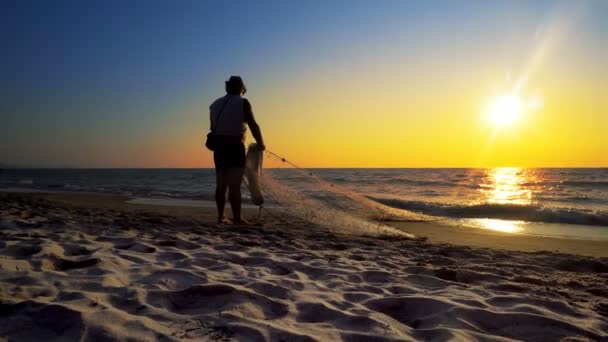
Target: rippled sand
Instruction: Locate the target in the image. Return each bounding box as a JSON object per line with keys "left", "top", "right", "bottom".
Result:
{"left": 1, "top": 193, "right": 607, "bottom": 341}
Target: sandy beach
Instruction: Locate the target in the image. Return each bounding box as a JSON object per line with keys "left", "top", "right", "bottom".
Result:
{"left": 1, "top": 192, "right": 607, "bottom": 341}
{"left": 4, "top": 0, "right": 608, "bottom": 340}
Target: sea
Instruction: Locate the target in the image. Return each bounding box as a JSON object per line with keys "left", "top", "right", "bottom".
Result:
{"left": 2, "top": 168, "right": 607, "bottom": 241}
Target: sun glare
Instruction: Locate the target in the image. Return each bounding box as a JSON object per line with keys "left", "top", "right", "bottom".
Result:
{"left": 484, "top": 93, "right": 543, "bottom": 128}
{"left": 486, "top": 95, "right": 523, "bottom": 127}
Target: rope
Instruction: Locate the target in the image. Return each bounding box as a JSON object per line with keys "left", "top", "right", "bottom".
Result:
{"left": 261, "top": 149, "right": 444, "bottom": 224}
{"left": 265, "top": 150, "right": 309, "bottom": 172}
{"left": 263, "top": 149, "right": 388, "bottom": 217}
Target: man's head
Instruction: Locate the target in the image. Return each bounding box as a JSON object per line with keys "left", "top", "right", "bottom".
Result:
{"left": 225, "top": 76, "right": 247, "bottom": 95}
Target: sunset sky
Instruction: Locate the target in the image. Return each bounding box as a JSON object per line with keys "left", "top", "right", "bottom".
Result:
{"left": 2, "top": 0, "right": 607, "bottom": 168}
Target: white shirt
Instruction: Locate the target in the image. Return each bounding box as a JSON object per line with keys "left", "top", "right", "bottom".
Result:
{"left": 209, "top": 95, "right": 248, "bottom": 136}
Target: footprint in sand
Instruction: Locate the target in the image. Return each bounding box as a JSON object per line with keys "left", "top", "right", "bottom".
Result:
{"left": 154, "top": 240, "right": 178, "bottom": 247}
{"left": 1, "top": 244, "right": 42, "bottom": 258}
{"left": 0, "top": 301, "right": 85, "bottom": 340}
{"left": 134, "top": 269, "right": 208, "bottom": 290}
{"left": 42, "top": 256, "right": 100, "bottom": 271}
{"left": 147, "top": 284, "right": 289, "bottom": 320}
{"left": 296, "top": 302, "right": 383, "bottom": 332}
{"left": 153, "top": 239, "right": 199, "bottom": 250}
{"left": 245, "top": 281, "right": 291, "bottom": 300}
{"left": 157, "top": 251, "right": 189, "bottom": 261}
{"left": 62, "top": 244, "right": 94, "bottom": 256}
{"left": 114, "top": 242, "right": 156, "bottom": 254}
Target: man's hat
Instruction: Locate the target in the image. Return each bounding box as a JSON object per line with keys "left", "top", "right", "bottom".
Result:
{"left": 226, "top": 76, "right": 246, "bottom": 93}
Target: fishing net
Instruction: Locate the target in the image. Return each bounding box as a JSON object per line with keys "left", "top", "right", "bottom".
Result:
{"left": 257, "top": 150, "right": 434, "bottom": 237}
{"left": 244, "top": 143, "right": 264, "bottom": 206}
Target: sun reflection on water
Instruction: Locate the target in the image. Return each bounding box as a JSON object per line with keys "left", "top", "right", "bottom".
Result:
{"left": 483, "top": 167, "right": 533, "bottom": 205}
{"left": 473, "top": 168, "right": 535, "bottom": 233}
{"left": 472, "top": 218, "right": 525, "bottom": 234}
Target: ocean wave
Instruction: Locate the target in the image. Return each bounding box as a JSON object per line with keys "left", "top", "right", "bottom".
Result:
{"left": 369, "top": 197, "right": 608, "bottom": 226}
{"left": 325, "top": 177, "right": 472, "bottom": 188}
{"left": 535, "top": 195, "right": 608, "bottom": 204}
{"left": 561, "top": 181, "right": 608, "bottom": 187}
{"left": 328, "top": 177, "right": 608, "bottom": 189}
{"left": 522, "top": 181, "right": 608, "bottom": 188}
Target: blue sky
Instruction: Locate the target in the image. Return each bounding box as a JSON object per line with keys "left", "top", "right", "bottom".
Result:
{"left": 1, "top": 0, "right": 606, "bottom": 167}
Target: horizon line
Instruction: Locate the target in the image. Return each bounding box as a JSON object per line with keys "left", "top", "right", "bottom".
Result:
{"left": 2, "top": 166, "right": 607, "bottom": 170}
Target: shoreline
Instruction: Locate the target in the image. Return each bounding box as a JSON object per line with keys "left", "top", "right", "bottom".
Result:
{"left": 4, "top": 189, "right": 608, "bottom": 258}
{"left": 391, "top": 221, "right": 608, "bottom": 258}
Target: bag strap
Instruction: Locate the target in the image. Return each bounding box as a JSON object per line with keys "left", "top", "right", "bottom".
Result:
{"left": 211, "top": 95, "right": 231, "bottom": 132}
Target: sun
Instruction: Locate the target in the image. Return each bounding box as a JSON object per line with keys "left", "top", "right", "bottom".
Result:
{"left": 486, "top": 94, "right": 523, "bottom": 127}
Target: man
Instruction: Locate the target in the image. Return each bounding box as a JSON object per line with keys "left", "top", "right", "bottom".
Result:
{"left": 209, "top": 76, "right": 265, "bottom": 224}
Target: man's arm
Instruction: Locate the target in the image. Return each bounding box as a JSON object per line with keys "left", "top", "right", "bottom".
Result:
{"left": 243, "top": 99, "right": 265, "bottom": 149}
{"left": 209, "top": 104, "right": 213, "bottom": 130}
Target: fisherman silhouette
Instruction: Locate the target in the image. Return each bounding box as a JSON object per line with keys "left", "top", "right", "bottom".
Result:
{"left": 209, "top": 76, "right": 265, "bottom": 224}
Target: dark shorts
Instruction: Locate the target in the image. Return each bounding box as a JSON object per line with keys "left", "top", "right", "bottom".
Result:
{"left": 214, "top": 142, "right": 246, "bottom": 169}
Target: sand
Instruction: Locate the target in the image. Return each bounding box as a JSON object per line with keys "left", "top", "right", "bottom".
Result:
{"left": 1, "top": 192, "right": 607, "bottom": 341}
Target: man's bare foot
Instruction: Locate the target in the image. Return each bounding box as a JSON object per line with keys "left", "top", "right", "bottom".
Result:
{"left": 218, "top": 216, "right": 232, "bottom": 224}
{"left": 232, "top": 218, "right": 251, "bottom": 225}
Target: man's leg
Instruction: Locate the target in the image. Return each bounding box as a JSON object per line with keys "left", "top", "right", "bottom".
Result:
{"left": 226, "top": 167, "right": 246, "bottom": 224}
{"left": 215, "top": 168, "right": 230, "bottom": 223}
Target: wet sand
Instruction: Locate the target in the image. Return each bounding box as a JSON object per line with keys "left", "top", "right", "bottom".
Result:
{"left": 1, "top": 192, "right": 607, "bottom": 341}
{"left": 391, "top": 221, "right": 608, "bottom": 258}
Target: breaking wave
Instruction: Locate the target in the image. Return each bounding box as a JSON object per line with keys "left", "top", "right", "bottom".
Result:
{"left": 369, "top": 197, "right": 608, "bottom": 226}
